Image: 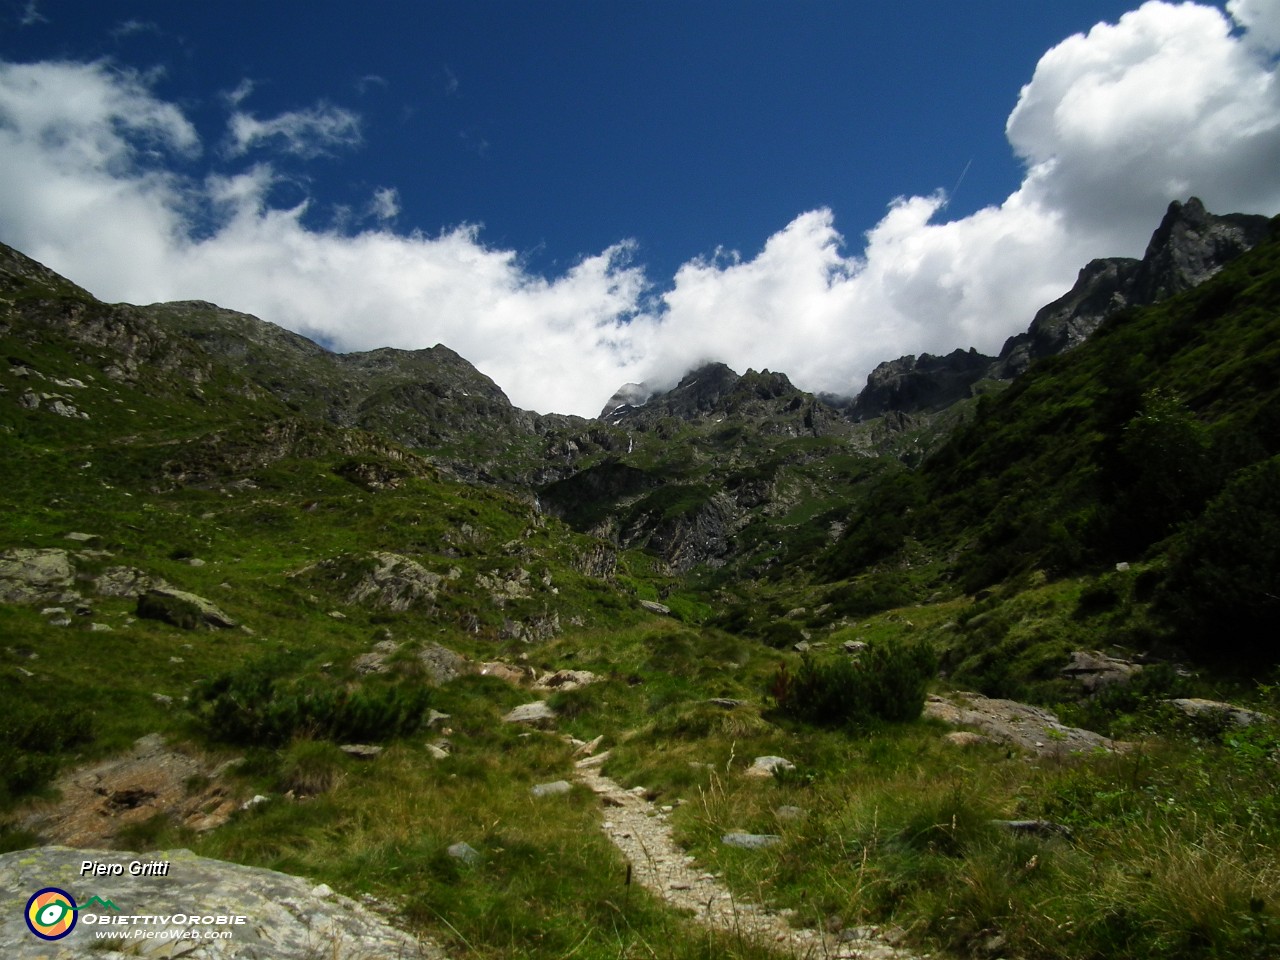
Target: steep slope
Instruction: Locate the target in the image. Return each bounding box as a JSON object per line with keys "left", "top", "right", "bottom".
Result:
{"left": 820, "top": 214, "right": 1280, "bottom": 647}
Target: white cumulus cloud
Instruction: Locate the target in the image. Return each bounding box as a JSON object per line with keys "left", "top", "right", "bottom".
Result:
{"left": 0, "top": 1, "right": 1278, "bottom": 416}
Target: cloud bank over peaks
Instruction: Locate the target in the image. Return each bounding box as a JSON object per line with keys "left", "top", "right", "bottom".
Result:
{"left": 0, "top": 1, "right": 1278, "bottom": 416}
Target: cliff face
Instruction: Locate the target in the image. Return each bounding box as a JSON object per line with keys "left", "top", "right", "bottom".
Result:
{"left": 849, "top": 198, "right": 1273, "bottom": 418}
{"left": 991, "top": 198, "right": 1272, "bottom": 379}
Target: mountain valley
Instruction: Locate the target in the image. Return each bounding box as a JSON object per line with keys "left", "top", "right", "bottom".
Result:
{"left": 1, "top": 199, "right": 1279, "bottom": 960}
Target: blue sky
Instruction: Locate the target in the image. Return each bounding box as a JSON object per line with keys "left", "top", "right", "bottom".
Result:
{"left": 2, "top": 1, "right": 1279, "bottom": 414}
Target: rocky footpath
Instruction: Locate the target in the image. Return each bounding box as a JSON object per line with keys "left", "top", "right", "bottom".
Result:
{"left": 0, "top": 846, "right": 442, "bottom": 959}
{"left": 575, "top": 764, "right": 928, "bottom": 959}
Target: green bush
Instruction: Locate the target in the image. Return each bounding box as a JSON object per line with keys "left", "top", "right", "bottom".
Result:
{"left": 191, "top": 658, "right": 433, "bottom": 747}
{"left": 776, "top": 640, "right": 936, "bottom": 728}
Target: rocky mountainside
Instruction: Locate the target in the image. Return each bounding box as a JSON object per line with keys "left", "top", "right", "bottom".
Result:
{"left": 850, "top": 198, "right": 1271, "bottom": 419}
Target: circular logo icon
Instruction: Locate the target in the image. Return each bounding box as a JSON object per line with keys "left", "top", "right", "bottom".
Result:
{"left": 25, "top": 887, "right": 78, "bottom": 941}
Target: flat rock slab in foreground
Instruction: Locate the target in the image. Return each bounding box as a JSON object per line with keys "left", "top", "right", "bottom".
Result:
{"left": 0, "top": 846, "right": 442, "bottom": 959}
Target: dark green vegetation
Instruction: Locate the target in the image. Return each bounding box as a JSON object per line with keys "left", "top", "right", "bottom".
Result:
{"left": 2, "top": 211, "right": 1279, "bottom": 960}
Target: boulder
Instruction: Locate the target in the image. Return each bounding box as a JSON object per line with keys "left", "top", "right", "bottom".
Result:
{"left": 925, "top": 692, "right": 1123, "bottom": 757}
{"left": 0, "top": 548, "right": 74, "bottom": 603}
{"left": 93, "top": 565, "right": 159, "bottom": 597}
{"left": 447, "top": 841, "right": 482, "bottom": 866}
{"left": 478, "top": 661, "right": 528, "bottom": 684}
{"left": 0, "top": 847, "right": 439, "bottom": 959}
{"left": 502, "top": 701, "right": 556, "bottom": 727}
{"left": 721, "top": 832, "right": 782, "bottom": 850}
{"left": 347, "top": 552, "right": 442, "bottom": 611}
{"left": 418, "top": 642, "right": 470, "bottom": 684}
{"left": 530, "top": 780, "right": 572, "bottom": 797}
{"left": 534, "top": 669, "right": 599, "bottom": 691}
{"left": 136, "top": 587, "right": 237, "bottom": 630}
{"left": 1167, "top": 698, "right": 1273, "bottom": 728}
{"left": 639, "top": 599, "right": 672, "bottom": 615}
{"left": 743, "top": 756, "right": 796, "bottom": 779}
{"left": 1061, "top": 650, "right": 1142, "bottom": 693}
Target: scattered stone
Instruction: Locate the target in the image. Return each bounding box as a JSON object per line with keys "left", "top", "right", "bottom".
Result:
{"left": 530, "top": 780, "right": 572, "bottom": 797}
{"left": 793, "top": 640, "right": 811, "bottom": 652}
{"left": 40, "top": 606, "right": 66, "bottom": 616}
{"left": 426, "top": 709, "right": 451, "bottom": 728}
{"left": 447, "top": 841, "right": 482, "bottom": 866}
{"left": 63, "top": 531, "right": 98, "bottom": 543}
{"left": 722, "top": 832, "right": 782, "bottom": 850}
{"left": 535, "top": 668, "right": 599, "bottom": 690}
{"left": 502, "top": 701, "right": 556, "bottom": 727}
{"left": 1167, "top": 698, "right": 1274, "bottom": 727}
{"left": 89, "top": 621, "right": 112, "bottom": 632}
{"left": 425, "top": 744, "right": 450, "bottom": 760}
{"left": 339, "top": 744, "right": 383, "bottom": 760}
{"left": 187, "top": 557, "right": 206, "bottom": 566}
{"left": 328, "top": 609, "right": 347, "bottom": 619}
{"left": 744, "top": 756, "right": 796, "bottom": 779}
{"left": 573, "top": 734, "right": 605, "bottom": 756}
{"left": 152, "top": 693, "right": 173, "bottom": 707}
{"left": 774, "top": 805, "right": 806, "bottom": 822}
{"left": 1115, "top": 561, "right": 1131, "bottom": 572}
{"left": 575, "top": 751, "right": 611, "bottom": 769}
{"left": 705, "top": 697, "right": 746, "bottom": 709}
{"left": 478, "top": 660, "right": 527, "bottom": 684}
{"left": 991, "top": 819, "right": 1074, "bottom": 840}
{"left": 47, "top": 617, "right": 71, "bottom": 627}
{"left": 242, "top": 794, "right": 270, "bottom": 810}
{"left": 1062, "top": 650, "right": 1142, "bottom": 693}
{"left": 842, "top": 639, "right": 869, "bottom": 654}
{"left": 639, "top": 599, "right": 671, "bottom": 615}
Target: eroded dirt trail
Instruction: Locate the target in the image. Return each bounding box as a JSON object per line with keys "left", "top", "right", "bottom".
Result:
{"left": 575, "top": 766, "right": 929, "bottom": 960}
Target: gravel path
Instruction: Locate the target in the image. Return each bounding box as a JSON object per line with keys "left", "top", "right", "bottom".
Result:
{"left": 575, "top": 765, "right": 930, "bottom": 960}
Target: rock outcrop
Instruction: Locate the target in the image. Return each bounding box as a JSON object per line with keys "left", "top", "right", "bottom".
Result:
{"left": 925, "top": 692, "right": 1126, "bottom": 757}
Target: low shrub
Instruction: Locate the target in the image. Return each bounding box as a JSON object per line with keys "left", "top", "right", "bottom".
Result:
{"left": 775, "top": 640, "right": 936, "bottom": 728}
{"left": 191, "top": 657, "right": 432, "bottom": 747}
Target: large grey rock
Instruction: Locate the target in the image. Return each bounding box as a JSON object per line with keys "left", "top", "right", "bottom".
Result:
{"left": 93, "top": 565, "right": 161, "bottom": 598}
{"left": 721, "top": 833, "right": 782, "bottom": 850}
{"left": 502, "top": 701, "right": 556, "bottom": 727}
{"left": 137, "top": 587, "right": 238, "bottom": 630}
{"left": 0, "top": 846, "right": 441, "bottom": 958}
{"left": 348, "top": 552, "right": 443, "bottom": 611}
{"left": 743, "top": 756, "right": 796, "bottom": 779}
{"left": 418, "top": 642, "right": 470, "bottom": 685}
{"left": 1061, "top": 650, "right": 1142, "bottom": 693}
{"left": 925, "top": 693, "right": 1124, "bottom": 757}
{"left": 530, "top": 780, "right": 572, "bottom": 797}
{"left": 1167, "top": 698, "right": 1273, "bottom": 728}
{"left": 0, "top": 548, "right": 74, "bottom": 603}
